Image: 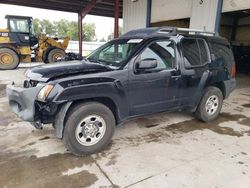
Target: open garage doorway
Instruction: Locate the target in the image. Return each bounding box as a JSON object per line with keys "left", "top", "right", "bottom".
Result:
{"left": 221, "top": 10, "right": 250, "bottom": 75}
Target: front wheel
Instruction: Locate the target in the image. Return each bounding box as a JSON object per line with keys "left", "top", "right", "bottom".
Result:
{"left": 195, "top": 87, "right": 223, "bottom": 122}
{"left": 63, "top": 102, "right": 115, "bottom": 156}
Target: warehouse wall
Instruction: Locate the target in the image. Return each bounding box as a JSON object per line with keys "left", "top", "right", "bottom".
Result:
{"left": 151, "top": 0, "right": 250, "bottom": 23}
{"left": 151, "top": 0, "right": 192, "bottom": 23}
{"left": 150, "top": 19, "right": 190, "bottom": 28}
{"left": 123, "top": 0, "right": 250, "bottom": 33}
{"left": 123, "top": 0, "right": 147, "bottom": 33}
{"left": 236, "top": 16, "right": 250, "bottom": 41}
{"left": 220, "top": 15, "right": 234, "bottom": 40}
{"left": 189, "top": 0, "right": 219, "bottom": 31}
{"left": 223, "top": 0, "right": 250, "bottom": 12}
{"left": 219, "top": 14, "right": 250, "bottom": 43}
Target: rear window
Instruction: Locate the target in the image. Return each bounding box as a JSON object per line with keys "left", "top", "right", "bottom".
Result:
{"left": 181, "top": 38, "right": 209, "bottom": 68}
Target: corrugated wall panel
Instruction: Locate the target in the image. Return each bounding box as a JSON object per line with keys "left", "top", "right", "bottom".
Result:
{"left": 122, "top": 0, "right": 250, "bottom": 33}
{"left": 150, "top": 0, "right": 250, "bottom": 24}
{"left": 189, "top": 0, "right": 218, "bottom": 31}
{"left": 223, "top": 0, "right": 250, "bottom": 12}
{"left": 151, "top": 0, "right": 193, "bottom": 23}
{"left": 123, "top": 0, "right": 147, "bottom": 33}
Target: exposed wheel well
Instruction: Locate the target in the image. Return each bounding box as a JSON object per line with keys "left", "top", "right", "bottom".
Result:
{"left": 66, "top": 97, "right": 119, "bottom": 124}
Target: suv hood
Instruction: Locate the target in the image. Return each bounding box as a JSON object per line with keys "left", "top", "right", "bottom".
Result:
{"left": 26, "top": 60, "right": 112, "bottom": 82}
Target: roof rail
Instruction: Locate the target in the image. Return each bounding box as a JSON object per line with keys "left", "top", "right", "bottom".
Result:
{"left": 156, "top": 27, "right": 216, "bottom": 36}
{"left": 157, "top": 27, "right": 176, "bottom": 34}
{"left": 177, "top": 27, "right": 216, "bottom": 35}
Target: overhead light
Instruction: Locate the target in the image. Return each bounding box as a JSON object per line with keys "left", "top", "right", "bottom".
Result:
{"left": 131, "top": 0, "right": 139, "bottom": 2}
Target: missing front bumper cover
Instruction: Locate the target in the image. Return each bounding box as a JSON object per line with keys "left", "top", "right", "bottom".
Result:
{"left": 6, "top": 84, "right": 43, "bottom": 122}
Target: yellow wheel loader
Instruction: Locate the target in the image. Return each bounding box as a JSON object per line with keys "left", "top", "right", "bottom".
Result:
{"left": 0, "top": 15, "right": 69, "bottom": 70}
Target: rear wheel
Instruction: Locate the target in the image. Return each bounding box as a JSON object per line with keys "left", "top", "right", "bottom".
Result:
{"left": 0, "top": 48, "right": 19, "bottom": 70}
{"left": 44, "top": 48, "right": 65, "bottom": 64}
{"left": 62, "top": 102, "right": 115, "bottom": 156}
{"left": 195, "top": 87, "right": 223, "bottom": 122}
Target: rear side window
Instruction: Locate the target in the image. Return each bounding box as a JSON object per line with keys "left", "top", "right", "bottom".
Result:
{"left": 209, "top": 42, "right": 235, "bottom": 74}
{"left": 210, "top": 42, "right": 234, "bottom": 64}
{"left": 181, "top": 38, "right": 209, "bottom": 68}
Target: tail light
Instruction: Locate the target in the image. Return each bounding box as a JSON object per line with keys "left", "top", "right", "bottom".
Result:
{"left": 231, "top": 63, "right": 236, "bottom": 78}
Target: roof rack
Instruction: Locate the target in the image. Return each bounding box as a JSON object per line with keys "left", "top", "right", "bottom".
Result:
{"left": 177, "top": 27, "right": 216, "bottom": 35}
{"left": 157, "top": 27, "right": 216, "bottom": 36}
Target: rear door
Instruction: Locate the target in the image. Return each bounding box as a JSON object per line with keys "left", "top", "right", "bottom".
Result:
{"left": 179, "top": 37, "right": 211, "bottom": 108}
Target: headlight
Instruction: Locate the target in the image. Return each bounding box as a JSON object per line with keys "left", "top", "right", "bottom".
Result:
{"left": 37, "top": 84, "right": 54, "bottom": 102}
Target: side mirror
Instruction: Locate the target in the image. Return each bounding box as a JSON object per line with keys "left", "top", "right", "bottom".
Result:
{"left": 137, "top": 58, "right": 157, "bottom": 70}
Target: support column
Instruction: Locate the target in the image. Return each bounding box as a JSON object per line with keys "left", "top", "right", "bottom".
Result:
{"left": 114, "top": 0, "right": 120, "bottom": 39}
{"left": 214, "top": 0, "right": 223, "bottom": 34}
{"left": 78, "top": 13, "right": 83, "bottom": 56}
{"left": 146, "top": 0, "right": 152, "bottom": 27}
{"left": 78, "top": 0, "right": 98, "bottom": 56}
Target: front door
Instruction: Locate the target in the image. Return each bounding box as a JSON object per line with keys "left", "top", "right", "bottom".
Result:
{"left": 128, "top": 40, "right": 181, "bottom": 116}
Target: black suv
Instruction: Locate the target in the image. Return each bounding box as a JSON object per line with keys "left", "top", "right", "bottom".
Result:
{"left": 7, "top": 27, "right": 236, "bottom": 155}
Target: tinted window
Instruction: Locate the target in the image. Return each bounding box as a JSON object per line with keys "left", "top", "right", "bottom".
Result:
{"left": 139, "top": 41, "right": 175, "bottom": 71}
{"left": 181, "top": 38, "right": 209, "bottom": 68}
{"left": 198, "top": 39, "right": 209, "bottom": 63}
{"left": 210, "top": 42, "right": 234, "bottom": 64}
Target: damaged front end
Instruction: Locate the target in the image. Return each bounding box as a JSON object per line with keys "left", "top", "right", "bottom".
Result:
{"left": 6, "top": 80, "right": 58, "bottom": 129}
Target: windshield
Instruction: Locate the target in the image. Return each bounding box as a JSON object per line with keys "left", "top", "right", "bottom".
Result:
{"left": 87, "top": 39, "right": 143, "bottom": 68}
{"left": 9, "top": 18, "right": 30, "bottom": 33}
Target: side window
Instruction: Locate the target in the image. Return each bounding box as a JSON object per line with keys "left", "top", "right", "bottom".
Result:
{"left": 181, "top": 38, "right": 209, "bottom": 68}
{"left": 138, "top": 40, "right": 175, "bottom": 71}
{"left": 198, "top": 39, "right": 209, "bottom": 63}
{"left": 210, "top": 42, "right": 235, "bottom": 71}
{"left": 210, "top": 42, "right": 234, "bottom": 62}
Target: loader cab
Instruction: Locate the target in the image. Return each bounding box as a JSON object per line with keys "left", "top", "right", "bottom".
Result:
{"left": 6, "top": 15, "right": 38, "bottom": 46}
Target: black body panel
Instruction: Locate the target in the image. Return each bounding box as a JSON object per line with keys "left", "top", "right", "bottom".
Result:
{"left": 7, "top": 27, "right": 236, "bottom": 135}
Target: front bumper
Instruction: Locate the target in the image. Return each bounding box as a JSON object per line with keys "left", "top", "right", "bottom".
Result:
{"left": 6, "top": 84, "right": 43, "bottom": 122}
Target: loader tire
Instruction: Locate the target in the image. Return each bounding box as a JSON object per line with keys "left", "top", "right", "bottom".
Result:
{"left": 44, "top": 48, "right": 65, "bottom": 64}
{"left": 0, "top": 48, "right": 19, "bottom": 70}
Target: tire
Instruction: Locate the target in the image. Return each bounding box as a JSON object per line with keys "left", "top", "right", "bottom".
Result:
{"left": 0, "top": 48, "right": 19, "bottom": 70}
{"left": 195, "top": 86, "right": 223, "bottom": 122}
{"left": 44, "top": 48, "right": 65, "bottom": 64}
{"left": 62, "top": 102, "right": 115, "bottom": 156}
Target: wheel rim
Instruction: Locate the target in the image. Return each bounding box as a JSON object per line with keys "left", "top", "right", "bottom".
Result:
{"left": 75, "top": 115, "right": 106, "bottom": 146}
{"left": 205, "top": 95, "right": 219, "bottom": 116}
{"left": 52, "top": 52, "right": 63, "bottom": 62}
{"left": 0, "top": 53, "right": 14, "bottom": 65}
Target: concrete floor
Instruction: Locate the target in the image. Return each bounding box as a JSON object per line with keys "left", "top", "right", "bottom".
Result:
{"left": 0, "top": 67, "right": 250, "bottom": 188}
